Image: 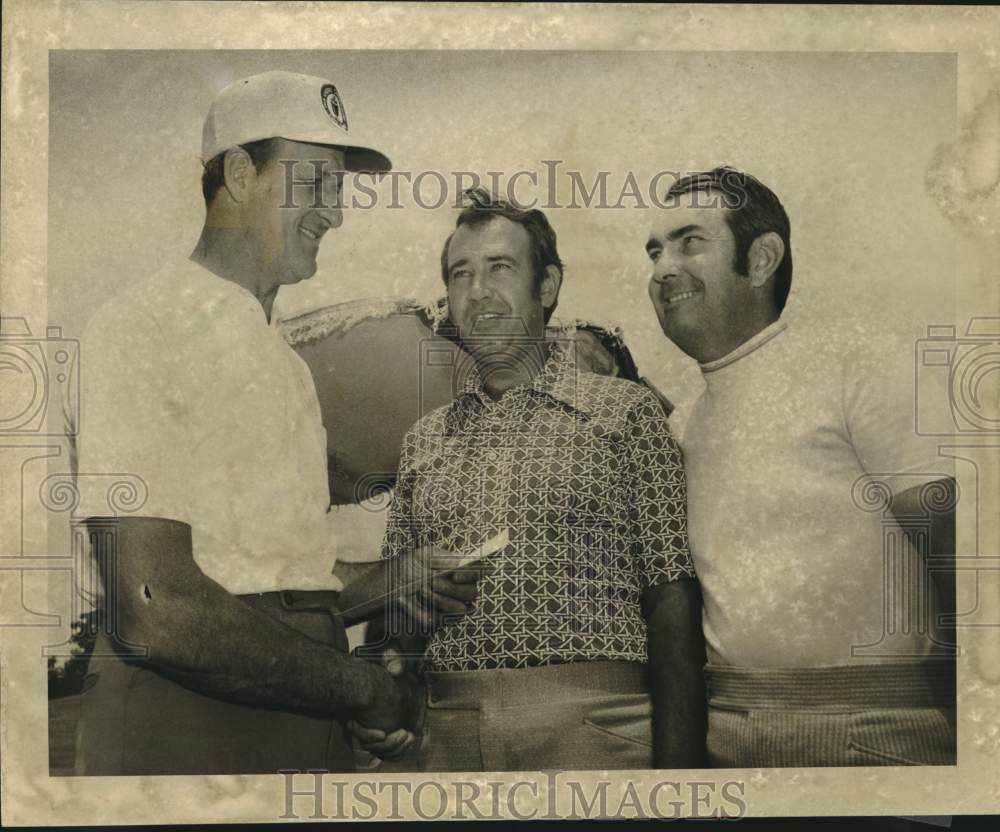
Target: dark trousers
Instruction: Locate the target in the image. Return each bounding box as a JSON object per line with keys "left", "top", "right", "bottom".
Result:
{"left": 76, "top": 591, "right": 355, "bottom": 775}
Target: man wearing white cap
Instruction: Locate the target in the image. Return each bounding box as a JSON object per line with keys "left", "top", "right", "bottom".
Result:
{"left": 74, "top": 71, "right": 415, "bottom": 775}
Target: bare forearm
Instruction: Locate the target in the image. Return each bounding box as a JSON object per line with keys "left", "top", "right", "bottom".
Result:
{"left": 649, "top": 628, "right": 707, "bottom": 767}
{"left": 98, "top": 516, "right": 389, "bottom": 718}
{"left": 338, "top": 559, "right": 402, "bottom": 626}
{"left": 644, "top": 579, "right": 707, "bottom": 768}
{"left": 123, "top": 578, "right": 387, "bottom": 716}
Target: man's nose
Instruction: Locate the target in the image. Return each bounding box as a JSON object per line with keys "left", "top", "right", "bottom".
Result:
{"left": 318, "top": 174, "right": 345, "bottom": 228}
{"left": 319, "top": 205, "right": 343, "bottom": 229}
{"left": 468, "top": 272, "right": 491, "bottom": 301}
{"left": 651, "top": 249, "right": 680, "bottom": 284}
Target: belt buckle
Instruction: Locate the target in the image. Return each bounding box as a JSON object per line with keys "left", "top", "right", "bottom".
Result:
{"left": 279, "top": 590, "right": 337, "bottom": 613}
{"left": 279, "top": 590, "right": 304, "bottom": 610}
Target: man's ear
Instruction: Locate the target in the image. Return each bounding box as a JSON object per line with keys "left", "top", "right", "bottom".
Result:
{"left": 540, "top": 264, "right": 562, "bottom": 312}
{"left": 748, "top": 232, "right": 785, "bottom": 289}
{"left": 222, "top": 147, "right": 255, "bottom": 204}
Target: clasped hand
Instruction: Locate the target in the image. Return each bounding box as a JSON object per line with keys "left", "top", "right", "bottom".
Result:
{"left": 390, "top": 541, "right": 485, "bottom": 631}
{"left": 348, "top": 541, "right": 487, "bottom": 759}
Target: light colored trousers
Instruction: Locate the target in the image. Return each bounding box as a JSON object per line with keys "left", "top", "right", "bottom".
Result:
{"left": 706, "top": 661, "right": 956, "bottom": 767}
{"left": 418, "top": 661, "right": 653, "bottom": 772}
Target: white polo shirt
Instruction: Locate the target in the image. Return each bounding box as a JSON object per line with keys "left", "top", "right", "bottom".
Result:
{"left": 680, "top": 318, "right": 953, "bottom": 668}
{"left": 76, "top": 259, "right": 342, "bottom": 594}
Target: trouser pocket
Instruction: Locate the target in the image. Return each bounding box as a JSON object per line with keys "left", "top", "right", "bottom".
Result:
{"left": 847, "top": 708, "right": 956, "bottom": 766}
{"left": 581, "top": 693, "right": 654, "bottom": 749}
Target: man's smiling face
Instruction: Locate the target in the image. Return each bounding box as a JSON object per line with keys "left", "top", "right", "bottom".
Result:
{"left": 445, "top": 215, "right": 549, "bottom": 355}
{"left": 243, "top": 138, "right": 345, "bottom": 286}
{"left": 646, "top": 189, "right": 755, "bottom": 363}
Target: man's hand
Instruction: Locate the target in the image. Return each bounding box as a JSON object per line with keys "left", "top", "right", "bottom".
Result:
{"left": 349, "top": 665, "right": 423, "bottom": 760}
{"left": 353, "top": 664, "right": 408, "bottom": 732}
{"left": 394, "top": 543, "right": 485, "bottom": 631}
{"left": 337, "top": 543, "right": 488, "bottom": 629}
{"left": 347, "top": 722, "right": 415, "bottom": 761}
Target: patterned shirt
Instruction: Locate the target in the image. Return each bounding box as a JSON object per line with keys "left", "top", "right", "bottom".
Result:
{"left": 381, "top": 338, "right": 695, "bottom": 671}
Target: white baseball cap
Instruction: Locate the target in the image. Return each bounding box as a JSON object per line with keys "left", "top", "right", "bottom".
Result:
{"left": 201, "top": 70, "right": 392, "bottom": 172}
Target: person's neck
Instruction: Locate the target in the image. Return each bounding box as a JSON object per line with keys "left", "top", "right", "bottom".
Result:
{"left": 477, "top": 339, "right": 552, "bottom": 401}
{"left": 191, "top": 226, "right": 279, "bottom": 323}
{"left": 697, "top": 308, "right": 781, "bottom": 364}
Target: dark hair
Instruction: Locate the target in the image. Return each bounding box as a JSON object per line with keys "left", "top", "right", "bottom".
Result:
{"left": 201, "top": 138, "right": 282, "bottom": 206}
{"left": 666, "top": 166, "right": 793, "bottom": 313}
{"left": 440, "top": 187, "right": 564, "bottom": 324}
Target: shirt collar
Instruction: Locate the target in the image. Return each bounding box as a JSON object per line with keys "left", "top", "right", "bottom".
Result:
{"left": 188, "top": 259, "right": 271, "bottom": 327}
{"left": 700, "top": 317, "right": 788, "bottom": 374}
{"left": 455, "top": 330, "right": 597, "bottom": 417}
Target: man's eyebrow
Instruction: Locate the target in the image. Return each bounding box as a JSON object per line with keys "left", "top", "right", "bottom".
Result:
{"left": 666, "top": 224, "right": 704, "bottom": 242}
{"left": 646, "top": 224, "right": 705, "bottom": 254}
{"left": 449, "top": 253, "right": 518, "bottom": 273}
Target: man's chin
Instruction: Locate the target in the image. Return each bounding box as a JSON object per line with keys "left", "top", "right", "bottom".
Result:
{"left": 281, "top": 261, "right": 319, "bottom": 285}
{"left": 659, "top": 321, "right": 696, "bottom": 355}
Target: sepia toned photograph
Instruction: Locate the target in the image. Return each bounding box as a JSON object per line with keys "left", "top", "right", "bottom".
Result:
{"left": 2, "top": 1, "right": 998, "bottom": 826}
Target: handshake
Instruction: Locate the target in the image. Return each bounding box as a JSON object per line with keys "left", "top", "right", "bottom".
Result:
{"left": 338, "top": 531, "right": 509, "bottom": 759}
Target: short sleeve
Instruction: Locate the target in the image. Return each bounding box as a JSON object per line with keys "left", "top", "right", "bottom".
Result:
{"left": 75, "top": 305, "right": 191, "bottom": 522}
{"left": 625, "top": 390, "right": 697, "bottom": 587}
{"left": 843, "top": 330, "right": 955, "bottom": 496}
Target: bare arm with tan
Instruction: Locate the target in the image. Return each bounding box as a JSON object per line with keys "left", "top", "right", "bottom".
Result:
{"left": 93, "top": 515, "right": 410, "bottom": 733}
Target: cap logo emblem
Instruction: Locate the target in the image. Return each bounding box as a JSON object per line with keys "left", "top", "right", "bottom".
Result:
{"left": 320, "top": 83, "right": 348, "bottom": 131}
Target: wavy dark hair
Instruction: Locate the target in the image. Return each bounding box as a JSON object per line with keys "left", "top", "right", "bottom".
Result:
{"left": 666, "top": 166, "right": 793, "bottom": 313}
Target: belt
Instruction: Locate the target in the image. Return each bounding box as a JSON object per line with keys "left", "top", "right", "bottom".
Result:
{"left": 238, "top": 590, "right": 348, "bottom": 653}
{"left": 705, "top": 660, "right": 956, "bottom": 711}
{"left": 239, "top": 589, "right": 343, "bottom": 613}
{"left": 426, "top": 660, "right": 648, "bottom": 709}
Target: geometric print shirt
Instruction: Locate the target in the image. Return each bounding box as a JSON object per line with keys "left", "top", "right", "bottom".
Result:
{"left": 381, "top": 337, "right": 695, "bottom": 671}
